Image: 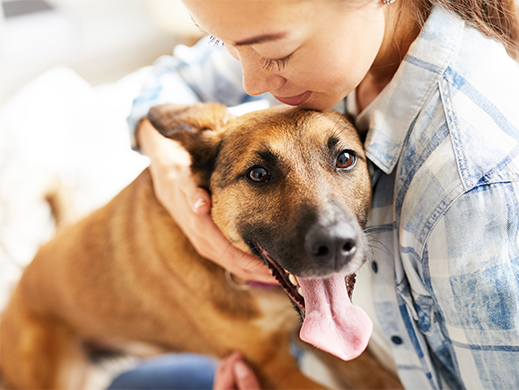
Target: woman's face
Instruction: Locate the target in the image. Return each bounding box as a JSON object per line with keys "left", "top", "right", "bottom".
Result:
{"left": 183, "top": 0, "right": 388, "bottom": 111}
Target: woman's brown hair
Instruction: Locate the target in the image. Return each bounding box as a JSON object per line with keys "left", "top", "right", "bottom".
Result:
{"left": 407, "top": 0, "right": 519, "bottom": 60}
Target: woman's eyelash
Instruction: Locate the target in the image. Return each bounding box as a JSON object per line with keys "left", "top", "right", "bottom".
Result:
{"left": 261, "top": 55, "right": 291, "bottom": 72}
{"left": 207, "top": 35, "right": 290, "bottom": 71}
{"left": 208, "top": 36, "right": 224, "bottom": 47}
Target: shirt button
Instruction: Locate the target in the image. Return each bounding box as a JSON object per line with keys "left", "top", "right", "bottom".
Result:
{"left": 371, "top": 261, "right": 378, "bottom": 273}
{"left": 391, "top": 336, "right": 403, "bottom": 345}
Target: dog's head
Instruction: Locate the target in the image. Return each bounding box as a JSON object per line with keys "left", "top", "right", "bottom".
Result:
{"left": 148, "top": 103, "right": 373, "bottom": 360}
{"left": 148, "top": 103, "right": 371, "bottom": 275}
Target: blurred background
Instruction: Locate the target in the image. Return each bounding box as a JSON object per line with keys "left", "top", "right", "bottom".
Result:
{"left": 0, "top": 0, "right": 205, "bottom": 315}
{"left": 0, "top": 1, "right": 208, "bottom": 386}
{"left": 0, "top": 0, "right": 203, "bottom": 104}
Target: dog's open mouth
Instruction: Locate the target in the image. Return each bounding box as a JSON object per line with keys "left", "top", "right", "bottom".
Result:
{"left": 251, "top": 242, "right": 373, "bottom": 361}
{"left": 254, "top": 244, "right": 357, "bottom": 319}
{"left": 255, "top": 244, "right": 306, "bottom": 315}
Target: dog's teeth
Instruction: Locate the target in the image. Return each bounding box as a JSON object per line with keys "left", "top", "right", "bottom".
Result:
{"left": 297, "top": 287, "right": 303, "bottom": 296}
{"left": 288, "top": 274, "right": 298, "bottom": 286}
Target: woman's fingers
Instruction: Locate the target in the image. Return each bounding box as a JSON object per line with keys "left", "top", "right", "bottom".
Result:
{"left": 214, "top": 353, "right": 237, "bottom": 390}
{"left": 189, "top": 212, "right": 275, "bottom": 282}
{"left": 175, "top": 170, "right": 274, "bottom": 282}
{"left": 170, "top": 168, "right": 275, "bottom": 283}
{"left": 233, "top": 359, "right": 261, "bottom": 390}
{"left": 214, "top": 351, "right": 261, "bottom": 390}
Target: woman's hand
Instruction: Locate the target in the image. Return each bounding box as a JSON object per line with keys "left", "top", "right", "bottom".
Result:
{"left": 214, "top": 351, "right": 261, "bottom": 390}
{"left": 137, "top": 118, "right": 276, "bottom": 284}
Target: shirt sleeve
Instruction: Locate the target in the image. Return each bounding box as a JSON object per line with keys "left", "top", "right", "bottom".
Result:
{"left": 127, "top": 36, "right": 262, "bottom": 150}
{"left": 424, "top": 181, "right": 519, "bottom": 389}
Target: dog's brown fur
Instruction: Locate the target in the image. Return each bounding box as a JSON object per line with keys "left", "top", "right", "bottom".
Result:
{"left": 0, "top": 104, "right": 386, "bottom": 389}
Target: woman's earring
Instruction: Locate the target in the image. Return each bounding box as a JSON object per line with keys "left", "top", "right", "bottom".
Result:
{"left": 383, "top": 0, "right": 395, "bottom": 4}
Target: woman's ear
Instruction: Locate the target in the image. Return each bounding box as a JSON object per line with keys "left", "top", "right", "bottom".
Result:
{"left": 147, "top": 103, "right": 234, "bottom": 189}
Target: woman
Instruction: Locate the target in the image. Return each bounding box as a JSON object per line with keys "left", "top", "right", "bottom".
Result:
{"left": 119, "top": 1, "right": 519, "bottom": 388}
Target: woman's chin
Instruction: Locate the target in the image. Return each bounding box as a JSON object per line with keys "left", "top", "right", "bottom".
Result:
{"left": 297, "top": 99, "right": 336, "bottom": 111}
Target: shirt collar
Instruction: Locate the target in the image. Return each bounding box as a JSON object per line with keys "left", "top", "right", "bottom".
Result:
{"left": 364, "top": 7, "right": 465, "bottom": 175}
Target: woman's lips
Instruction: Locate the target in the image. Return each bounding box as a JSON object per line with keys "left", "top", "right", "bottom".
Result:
{"left": 274, "top": 90, "right": 312, "bottom": 106}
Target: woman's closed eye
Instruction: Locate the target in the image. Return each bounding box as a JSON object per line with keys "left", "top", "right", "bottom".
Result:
{"left": 208, "top": 35, "right": 292, "bottom": 72}
{"left": 261, "top": 54, "right": 292, "bottom": 72}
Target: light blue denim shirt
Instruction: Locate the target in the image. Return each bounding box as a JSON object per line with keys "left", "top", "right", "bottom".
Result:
{"left": 128, "top": 7, "right": 519, "bottom": 389}
{"left": 364, "top": 7, "right": 519, "bottom": 389}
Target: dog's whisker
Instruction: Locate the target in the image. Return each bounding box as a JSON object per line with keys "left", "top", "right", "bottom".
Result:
{"left": 244, "top": 259, "right": 261, "bottom": 271}
{"left": 365, "top": 233, "right": 393, "bottom": 257}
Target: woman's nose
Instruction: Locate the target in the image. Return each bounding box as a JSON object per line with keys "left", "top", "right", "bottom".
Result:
{"left": 236, "top": 49, "right": 285, "bottom": 96}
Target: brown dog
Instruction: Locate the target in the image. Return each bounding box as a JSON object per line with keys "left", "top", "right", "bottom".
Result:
{"left": 0, "top": 103, "right": 374, "bottom": 389}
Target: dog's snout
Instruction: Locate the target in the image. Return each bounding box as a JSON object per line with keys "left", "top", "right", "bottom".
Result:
{"left": 304, "top": 222, "right": 358, "bottom": 271}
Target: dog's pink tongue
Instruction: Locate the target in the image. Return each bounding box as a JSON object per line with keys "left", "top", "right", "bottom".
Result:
{"left": 298, "top": 275, "right": 373, "bottom": 361}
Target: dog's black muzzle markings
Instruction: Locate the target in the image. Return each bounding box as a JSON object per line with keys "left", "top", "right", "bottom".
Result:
{"left": 304, "top": 220, "right": 358, "bottom": 273}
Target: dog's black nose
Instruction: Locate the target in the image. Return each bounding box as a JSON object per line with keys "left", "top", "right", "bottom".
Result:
{"left": 304, "top": 222, "right": 357, "bottom": 270}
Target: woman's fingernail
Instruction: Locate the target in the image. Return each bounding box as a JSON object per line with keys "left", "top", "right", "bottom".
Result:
{"left": 193, "top": 198, "right": 207, "bottom": 212}
{"left": 234, "top": 361, "right": 249, "bottom": 379}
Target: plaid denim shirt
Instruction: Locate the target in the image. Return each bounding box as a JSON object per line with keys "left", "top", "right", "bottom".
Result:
{"left": 364, "top": 7, "right": 519, "bottom": 389}
{"left": 128, "top": 7, "right": 519, "bottom": 389}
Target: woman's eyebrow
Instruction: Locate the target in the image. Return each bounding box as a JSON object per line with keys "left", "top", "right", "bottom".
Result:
{"left": 234, "top": 32, "right": 287, "bottom": 46}
{"left": 189, "top": 15, "right": 287, "bottom": 46}
{"left": 189, "top": 15, "right": 286, "bottom": 46}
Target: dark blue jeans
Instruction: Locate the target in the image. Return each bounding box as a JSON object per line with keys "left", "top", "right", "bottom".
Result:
{"left": 107, "top": 353, "right": 218, "bottom": 390}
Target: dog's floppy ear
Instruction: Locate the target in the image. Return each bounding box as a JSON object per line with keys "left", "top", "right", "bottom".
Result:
{"left": 147, "top": 103, "right": 233, "bottom": 189}
{"left": 148, "top": 103, "right": 232, "bottom": 138}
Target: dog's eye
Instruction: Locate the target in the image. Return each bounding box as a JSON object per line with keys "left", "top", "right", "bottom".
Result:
{"left": 336, "top": 150, "right": 357, "bottom": 170}
{"left": 247, "top": 166, "right": 270, "bottom": 183}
